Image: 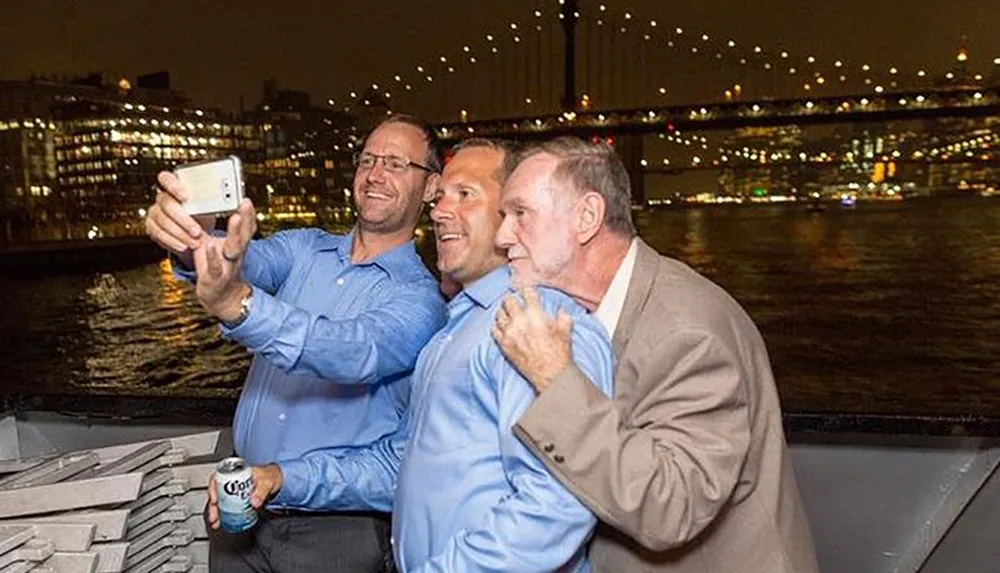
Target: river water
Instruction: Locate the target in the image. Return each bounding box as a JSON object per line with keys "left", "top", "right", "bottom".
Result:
{"left": 2, "top": 197, "right": 999, "bottom": 416}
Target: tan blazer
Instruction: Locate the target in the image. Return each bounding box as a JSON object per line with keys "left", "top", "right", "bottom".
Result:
{"left": 514, "top": 240, "right": 819, "bottom": 573}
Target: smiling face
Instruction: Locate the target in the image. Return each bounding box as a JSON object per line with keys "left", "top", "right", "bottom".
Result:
{"left": 430, "top": 145, "right": 508, "bottom": 287}
{"left": 495, "top": 152, "right": 578, "bottom": 290}
{"left": 352, "top": 122, "right": 434, "bottom": 234}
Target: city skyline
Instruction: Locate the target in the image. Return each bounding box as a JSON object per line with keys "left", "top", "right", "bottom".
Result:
{"left": 4, "top": 0, "right": 1000, "bottom": 116}
{"left": 3, "top": 0, "right": 1000, "bottom": 248}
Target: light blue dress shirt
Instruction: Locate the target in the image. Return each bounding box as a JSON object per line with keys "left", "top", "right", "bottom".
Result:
{"left": 174, "top": 228, "right": 445, "bottom": 509}
{"left": 267, "top": 265, "right": 615, "bottom": 571}
{"left": 395, "top": 265, "right": 614, "bottom": 573}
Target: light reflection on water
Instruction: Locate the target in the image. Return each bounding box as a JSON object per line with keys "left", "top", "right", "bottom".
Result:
{"left": 2, "top": 198, "right": 1000, "bottom": 416}
{"left": 77, "top": 259, "right": 249, "bottom": 394}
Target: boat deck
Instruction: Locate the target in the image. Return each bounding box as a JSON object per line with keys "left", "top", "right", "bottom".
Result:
{"left": 1, "top": 399, "right": 998, "bottom": 573}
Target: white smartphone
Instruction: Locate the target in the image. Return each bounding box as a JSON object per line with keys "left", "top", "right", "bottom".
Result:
{"left": 174, "top": 155, "right": 245, "bottom": 217}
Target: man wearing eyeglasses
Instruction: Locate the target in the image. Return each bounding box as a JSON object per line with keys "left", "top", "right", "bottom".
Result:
{"left": 207, "top": 138, "right": 615, "bottom": 573}
{"left": 144, "top": 114, "right": 448, "bottom": 573}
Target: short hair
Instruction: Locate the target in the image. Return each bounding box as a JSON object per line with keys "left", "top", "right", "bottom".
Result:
{"left": 450, "top": 138, "right": 519, "bottom": 185}
{"left": 374, "top": 113, "right": 443, "bottom": 173}
{"left": 516, "top": 136, "right": 637, "bottom": 237}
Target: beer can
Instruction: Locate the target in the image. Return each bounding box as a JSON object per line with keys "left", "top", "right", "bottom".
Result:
{"left": 215, "top": 457, "right": 258, "bottom": 533}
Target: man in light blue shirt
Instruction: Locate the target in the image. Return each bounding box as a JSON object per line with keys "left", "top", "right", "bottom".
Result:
{"left": 393, "top": 263, "right": 613, "bottom": 572}
{"left": 144, "top": 114, "right": 447, "bottom": 573}
{"left": 244, "top": 139, "right": 615, "bottom": 572}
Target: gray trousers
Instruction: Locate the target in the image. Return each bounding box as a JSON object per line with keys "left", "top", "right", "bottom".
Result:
{"left": 208, "top": 510, "right": 392, "bottom": 573}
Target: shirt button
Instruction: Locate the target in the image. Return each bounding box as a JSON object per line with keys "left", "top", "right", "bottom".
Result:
{"left": 554, "top": 454, "right": 565, "bottom": 463}
{"left": 390, "top": 536, "right": 395, "bottom": 546}
{"left": 336, "top": 278, "right": 345, "bottom": 285}
{"left": 543, "top": 443, "right": 555, "bottom": 453}
{"left": 278, "top": 413, "right": 287, "bottom": 421}
{"left": 444, "top": 334, "right": 453, "bottom": 342}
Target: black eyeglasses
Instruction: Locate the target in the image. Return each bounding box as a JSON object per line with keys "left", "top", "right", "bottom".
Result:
{"left": 353, "top": 152, "right": 435, "bottom": 174}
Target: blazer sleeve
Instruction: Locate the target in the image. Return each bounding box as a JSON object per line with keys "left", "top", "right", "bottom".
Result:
{"left": 513, "top": 326, "right": 751, "bottom": 552}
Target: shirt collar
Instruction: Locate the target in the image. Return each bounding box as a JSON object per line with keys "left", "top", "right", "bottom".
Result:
{"left": 594, "top": 238, "right": 638, "bottom": 337}
{"left": 453, "top": 265, "right": 512, "bottom": 310}
{"left": 314, "top": 228, "right": 421, "bottom": 280}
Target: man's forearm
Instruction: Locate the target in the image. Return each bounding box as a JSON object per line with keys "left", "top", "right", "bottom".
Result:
{"left": 273, "top": 435, "right": 406, "bottom": 512}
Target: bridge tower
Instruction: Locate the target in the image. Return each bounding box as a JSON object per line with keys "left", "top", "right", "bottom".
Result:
{"left": 614, "top": 135, "right": 646, "bottom": 207}
{"left": 560, "top": 0, "right": 579, "bottom": 112}
{"left": 561, "top": 0, "right": 646, "bottom": 206}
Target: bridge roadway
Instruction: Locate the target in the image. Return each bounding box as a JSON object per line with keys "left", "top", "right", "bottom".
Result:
{"left": 644, "top": 156, "right": 1000, "bottom": 175}
{"left": 435, "top": 86, "right": 1000, "bottom": 143}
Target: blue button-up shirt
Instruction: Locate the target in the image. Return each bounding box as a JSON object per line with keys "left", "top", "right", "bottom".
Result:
{"left": 394, "top": 265, "right": 615, "bottom": 573}
{"left": 175, "top": 228, "right": 445, "bottom": 509}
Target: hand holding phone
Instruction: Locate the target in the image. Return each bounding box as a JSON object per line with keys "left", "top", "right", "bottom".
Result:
{"left": 145, "top": 156, "right": 247, "bottom": 256}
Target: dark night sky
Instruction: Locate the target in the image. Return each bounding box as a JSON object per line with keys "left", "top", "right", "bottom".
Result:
{"left": 3, "top": 0, "right": 1000, "bottom": 119}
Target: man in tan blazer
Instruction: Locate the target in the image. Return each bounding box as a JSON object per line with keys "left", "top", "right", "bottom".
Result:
{"left": 492, "top": 136, "right": 819, "bottom": 573}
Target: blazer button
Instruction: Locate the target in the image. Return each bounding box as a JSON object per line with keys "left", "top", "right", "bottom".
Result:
{"left": 543, "top": 443, "right": 555, "bottom": 453}
{"left": 554, "top": 454, "right": 565, "bottom": 463}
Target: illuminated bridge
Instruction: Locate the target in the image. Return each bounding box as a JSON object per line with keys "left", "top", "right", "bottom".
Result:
{"left": 329, "top": 0, "right": 1000, "bottom": 126}
{"left": 433, "top": 86, "right": 1000, "bottom": 141}
{"left": 329, "top": 1, "right": 1000, "bottom": 203}
{"left": 317, "top": 7, "right": 1000, "bottom": 573}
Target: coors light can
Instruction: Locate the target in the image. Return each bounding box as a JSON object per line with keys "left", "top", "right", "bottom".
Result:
{"left": 215, "top": 457, "right": 259, "bottom": 533}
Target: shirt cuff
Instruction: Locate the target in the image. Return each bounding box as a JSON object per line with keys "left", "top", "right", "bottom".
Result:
{"left": 219, "top": 284, "right": 276, "bottom": 348}
{"left": 271, "top": 458, "right": 311, "bottom": 507}
{"left": 169, "top": 253, "right": 196, "bottom": 282}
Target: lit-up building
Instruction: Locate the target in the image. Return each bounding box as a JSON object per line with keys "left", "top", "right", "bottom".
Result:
{"left": 799, "top": 123, "right": 926, "bottom": 198}
{"left": 248, "top": 80, "right": 358, "bottom": 227}
{"left": 0, "top": 116, "right": 57, "bottom": 242}
{"left": 717, "top": 126, "right": 807, "bottom": 198}
{"left": 918, "top": 48, "right": 1000, "bottom": 193}
{"left": 54, "top": 98, "right": 261, "bottom": 234}
{"left": 0, "top": 75, "right": 115, "bottom": 243}
{"left": 924, "top": 124, "right": 1000, "bottom": 193}
{"left": 0, "top": 73, "right": 263, "bottom": 242}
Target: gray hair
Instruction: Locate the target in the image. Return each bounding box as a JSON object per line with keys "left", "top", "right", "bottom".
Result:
{"left": 451, "top": 138, "right": 519, "bottom": 185}
{"left": 516, "top": 136, "right": 637, "bottom": 237}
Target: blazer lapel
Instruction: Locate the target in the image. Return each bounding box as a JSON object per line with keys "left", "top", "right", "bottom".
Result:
{"left": 612, "top": 239, "right": 659, "bottom": 356}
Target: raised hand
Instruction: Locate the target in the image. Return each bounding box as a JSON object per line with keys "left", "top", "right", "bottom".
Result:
{"left": 492, "top": 286, "right": 574, "bottom": 393}
{"left": 191, "top": 198, "right": 256, "bottom": 323}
